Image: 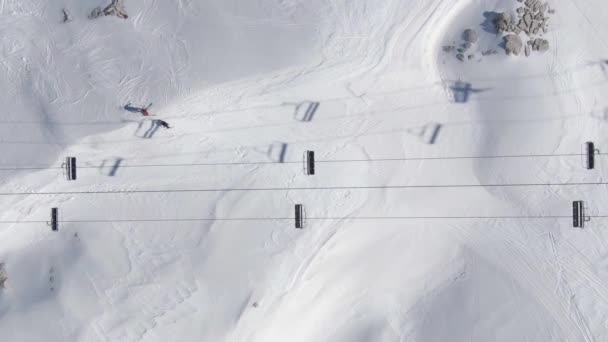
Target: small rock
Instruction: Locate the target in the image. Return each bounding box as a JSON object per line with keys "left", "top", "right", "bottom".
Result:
{"left": 468, "top": 54, "right": 474, "bottom": 60}
{"left": 517, "top": 19, "right": 527, "bottom": 31}
{"left": 0, "top": 263, "right": 6, "bottom": 289}
{"left": 540, "top": 3, "right": 548, "bottom": 12}
{"left": 523, "top": 12, "right": 533, "bottom": 26}
{"left": 442, "top": 45, "right": 455, "bottom": 52}
{"left": 537, "top": 38, "right": 549, "bottom": 52}
{"left": 482, "top": 49, "right": 498, "bottom": 56}
{"left": 456, "top": 53, "right": 465, "bottom": 61}
{"left": 531, "top": 20, "right": 541, "bottom": 32}
{"left": 463, "top": 29, "right": 478, "bottom": 43}
{"left": 517, "top": 7, "right": 526, "bottom": 15}
{"left": 463, "top": 42, "right": 472, "bottom": 50}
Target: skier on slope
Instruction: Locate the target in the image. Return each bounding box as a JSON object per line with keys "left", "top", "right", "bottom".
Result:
{"left": 124, "top": 102, "right": 153, "bottom": 116}
{"left": 156, "top": 120, "right": 171, "bottom": 129}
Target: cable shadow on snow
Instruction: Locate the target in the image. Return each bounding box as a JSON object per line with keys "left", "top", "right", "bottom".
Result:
{"left": 158, "top": 61, "right": 604, "bottom": 120}
{"left": 126, "top": 106, "right": 607, "bottom": 163}
{"left": 0, "top": 118, "right": 138, "bottom": 126}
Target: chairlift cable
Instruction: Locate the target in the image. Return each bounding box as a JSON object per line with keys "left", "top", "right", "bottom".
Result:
{"left": 4, "top": 214, "right": 608, "bottom": 225}
{"left": 0, "top": 181, "right": 605, "bottom": 196}
{"left": 0, "top": 152, "right": 597, "bottom": 171}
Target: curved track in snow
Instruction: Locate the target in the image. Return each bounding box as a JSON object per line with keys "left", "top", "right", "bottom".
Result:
{"left": 1, "top": 0, "right": 608, "bottom": 341}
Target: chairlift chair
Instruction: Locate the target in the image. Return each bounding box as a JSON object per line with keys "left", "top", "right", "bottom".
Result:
{"left": 62, "top": 157, "right": 77, "bottom": 181}
{"left": 295, "top": 204, "right": 306, "bottom": 229}
{"left": 584, "top": 142, "right": 600, "bottom": 170}
{"left": 572, "top": 200, "right": 589, "bottom": 228}
{"left": 303, "top": 150, "right": 315, "bottom": 175}
{"left": 48, "top": 208, "right": 59, "bottom": 231}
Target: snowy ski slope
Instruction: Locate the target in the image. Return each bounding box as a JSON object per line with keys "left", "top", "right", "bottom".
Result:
{"left": 1, "top": 0, "right": 608, "bottom": 341}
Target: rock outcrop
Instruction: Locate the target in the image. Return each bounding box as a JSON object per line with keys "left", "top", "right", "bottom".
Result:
{"left": 89, "top": 0, "right": 128, "bottom": 20}
{"left": 494, "top": 0, "right": 552, "bottom": 56}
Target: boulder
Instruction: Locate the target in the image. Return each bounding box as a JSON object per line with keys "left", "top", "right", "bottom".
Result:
{"left": 541, "top": 3, "right": 548, "bottom": 12}
{"left": 504, "top": 34, "right": 523, "bottom": 55}
{"left": 0, "top": 263, "right": 6, "bottom": 289}
{"left": 523, "top": 12, "right": 533, "bottom": 26}
{"left": 517, "top": 19, "right": 527, "bottom": 31}
{"left": 493, "top": 12, "right": 511, "bottom": 32}
{"left": 463, "top": 29, "right": 478, "bottom": 43}
{"left": 536, "top": 38, "right": 549, "bottom": 52}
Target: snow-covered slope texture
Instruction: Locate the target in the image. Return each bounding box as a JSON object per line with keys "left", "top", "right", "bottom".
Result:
{"left": 1, "top": 0, "right": 608, "bottom": 341}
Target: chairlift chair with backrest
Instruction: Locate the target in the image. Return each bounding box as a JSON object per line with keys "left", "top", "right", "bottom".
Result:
{"left": 572, "top": 200, "right": 589, "bottom": 228}
{"left": 295, "top": 204, "right": 306, "bottom": 229}
{"left": 303, "top": 150, "right": 315, "bottom": 175}
{"left": 584, "top": 141, "right": 600, "bottom": 170}
{"left": 48, "top": 208, "right": 59, "bottom": 231}
{"left": 62, "top": 157, "right": 77, "bottom": 181}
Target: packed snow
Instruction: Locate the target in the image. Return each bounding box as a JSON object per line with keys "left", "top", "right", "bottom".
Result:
{"left": 1, "top": 0, "right": 608, "bottom": 341}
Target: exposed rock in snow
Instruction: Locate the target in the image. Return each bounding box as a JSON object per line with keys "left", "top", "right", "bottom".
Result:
{"left": 0, "top": 263, "right": 6, "bottom": 289}
{"left": 489, "top": 0, "right": 552, "bottom": 56}
{"left": 90, "top": 0, "right": 128, "bottom": 19}
{"left": 493, "top": 12, "right": 512, "bottom": 33}
{"left": 463, "top": 29, "right": 478, "bottom": 43}
{"left": 531, "top": 38, "right": 550, "bottom": 52}
{"left": 504, "top": 34, "right": 523, "bottom": 55}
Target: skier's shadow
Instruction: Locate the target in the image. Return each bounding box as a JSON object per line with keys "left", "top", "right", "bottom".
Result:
{"left": 134, "top": 119, "right": 161, "bottom": 139}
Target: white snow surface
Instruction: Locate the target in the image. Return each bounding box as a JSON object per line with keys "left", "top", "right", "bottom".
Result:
{"left": 1, "top": 0, "right": 608, "bottom": 341}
